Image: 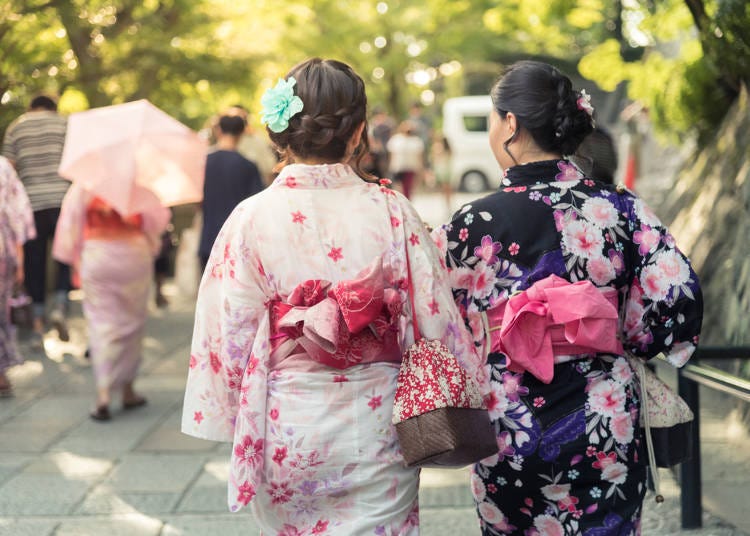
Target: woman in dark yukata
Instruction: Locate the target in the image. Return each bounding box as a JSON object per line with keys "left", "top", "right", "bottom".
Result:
{"left": 437, "top": 61, "right": 703, "bottom": 535}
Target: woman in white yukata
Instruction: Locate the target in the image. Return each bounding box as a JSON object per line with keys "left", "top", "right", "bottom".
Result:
{"left": 53, "top": 184, "right": 170, "bottom": 420}
{"left": 181, "top": 58, "right": 488, "bottom": 535}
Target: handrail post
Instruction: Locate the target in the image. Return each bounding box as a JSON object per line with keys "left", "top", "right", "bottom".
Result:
{"left": 679, "top": 368, "right": 702, "bottom": 529}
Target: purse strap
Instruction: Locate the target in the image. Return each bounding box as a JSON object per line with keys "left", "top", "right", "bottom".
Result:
{"left": 627, "top": 356, "right": 663, "bottom": 502}
{"left": 403, "top": 230, "right": 421, "bottom": 343}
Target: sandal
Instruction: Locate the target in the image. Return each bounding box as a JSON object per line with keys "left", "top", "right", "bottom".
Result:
{"left": 89, "top": 405, "right": 111, "bottom": 421}
{"left": 123, "top": 397, "right": 147, "bottom": 410}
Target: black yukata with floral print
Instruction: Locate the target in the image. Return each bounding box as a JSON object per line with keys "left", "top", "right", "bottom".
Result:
{"left": 438, "top": 159, "right": 703, "bottom": 536}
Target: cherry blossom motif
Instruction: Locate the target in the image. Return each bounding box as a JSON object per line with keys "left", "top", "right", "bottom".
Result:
{"left": 269, "top": 408, "right": 279, "bottom": 420}
{"left": 193, "top": 411, "right": 204, "bottom": 424}
{"left": 471, "top": 471, "right": 487, "bottom": 502}
{"left": 390, "top": 216, "right": 401, "bottom": 227}
{"left": 508, "top": 242, "right": 520, "bottom": 256}
{"left": 640, "top": 263, "right": 672, "bottom": 301}
{"left": 234, "top": 435, "right": 264, "bottom": 467}
{"left": 367, "top": 395, "right": 383, "bottom": 410}
{"left": 478, "top": 501, "right": 508, "bottom": 526}
{"left": 237, "top": 481, "right": 256, "bottom": 505}
{"left": 333, "top": 375, "right": 348, "bottom": 382}
{"left": 541, "top": 483, "right": 571, "bottom": 501}
{"left": 485, "top": 381, "right": 510, "bottom": 420}
{"left": 291, "top": 211, "right": 307, "bottom": 224}
{"left": 587, "top": 256, "right": 616, "bottom": 285}
{"left": 610, "top": 358, "right": 633, "bottom": 385}
{"left": 409, "top": 232, "right": 420, "bottom": 246}
{"left": 312, "top": 520, "right": 329, "bottom": 534}
{"left": 474, "top": 234, "right": 502, "bottom": 265}
{"left": 285, "top": 176, "right": 297, "bottom": 188}
{"left": 189, "top": 354, "right": 197, "bottom": 369}
{"left": 267, "top": 481, "right": 295, "bottom": 504}
{"left": 588, "top": 379, "right": 626, "bottom": 418}
{"left": 581, "top": 197, "right": 619, "bottom": 228}
{"left": 633, "top": 198, "right": 662, "bottom": 227}
{"left": 633, "top": 225, "right": 661, "bottom": 256}
{"left": 449, "top": 266, "right": 474, "bottom": 292}
{"left": 555, "top": 161, "right": 584, "bottom": 182}
{"left": 592, "top": 451, "right": 617, "bottom": 469}
{"left": 272, "top": 446, "right": 288, "bottom": 465}
{"left": 558, "top": 494, "right": 580, "bottom": 512}
{"left": 327, "top": 247, "right": 343, "bottom": 262}
{"left": 469, "top": 261, "right": 496, "bottom": 300}
{"left": 561, "top": 219, "right": 603, "bottom": 259}
{"left": 428, "top": 300, "right": 440, "bottom": 315}
{"left": 577, "top": 89, "right": 595, "bottom": 116}
{"left": 610, "top": 413, "right": 634, "bottom": 445}
{"left": 601, "top": 462, "right": 628, "bottom": 484}
{"left": 210, "top": 351, "right": 221, "bottom": 374}
{"left": 458, "top": 227, "right": 469, "bottom": 241}
{"left": 654, "top": 250, "right": 691, "bottom": 286}
{"left": 533, "top": 514, "right": 565, "bottom": 536}
{"left": 496, "top": 431, "right": 515, "bottom": 462}
{"left": 227, "top": 364, "right": 243, "bottom": 390}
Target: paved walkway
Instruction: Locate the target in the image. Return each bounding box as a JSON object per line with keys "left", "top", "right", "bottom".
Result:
{"left": 0, "top": 191, "right": 746, "bottom": 535}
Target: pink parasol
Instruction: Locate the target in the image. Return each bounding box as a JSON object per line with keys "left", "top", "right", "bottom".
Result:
{"left": 58, "top": 99, "right": 207, "bottom": 216}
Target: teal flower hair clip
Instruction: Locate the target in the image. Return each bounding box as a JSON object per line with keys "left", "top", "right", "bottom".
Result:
{"left": 260, "top": 77, "right": 304, "bottom": 133}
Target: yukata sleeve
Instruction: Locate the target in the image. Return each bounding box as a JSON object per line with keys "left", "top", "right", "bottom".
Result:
{"left": 181, "top": 200, "right": 269, "bottom": 442}
{"left": 140, "top": 205, "right": 171, "bottom": 257}
{"left": 0, "top": 158, "right": 35, "bottom": 245}
{"left": 621, "top": 194, "right": 703, "bottom": 367}
{"left": 51, "top": 183, "right": 87, "bottom": 266}
{"left": 395, "top": 194, "right": 489, "bottom": 395}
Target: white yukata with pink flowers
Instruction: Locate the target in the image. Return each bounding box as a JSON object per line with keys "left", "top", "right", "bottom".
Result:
{"left": 182, "top": 163, "right": 486, "bottom": 535}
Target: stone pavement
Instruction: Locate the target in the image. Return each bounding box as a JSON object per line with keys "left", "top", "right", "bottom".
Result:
{"left": 0, "top": 191, "right": 746, "bottom": 536}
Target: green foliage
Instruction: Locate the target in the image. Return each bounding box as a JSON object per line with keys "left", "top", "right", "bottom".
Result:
{"left": 579, "top": 0, "right": 750, "bottom": 144}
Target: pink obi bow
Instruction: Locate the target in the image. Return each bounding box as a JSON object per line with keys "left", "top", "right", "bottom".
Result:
{"left": 486, "top": 274, "right": 624, "bottom": 384}
{"left": 269, "top": 260, "right": 402, "bottom": 369}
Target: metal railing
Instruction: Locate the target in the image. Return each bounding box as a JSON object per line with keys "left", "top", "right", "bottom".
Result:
{"left": 675, "top": 346, "right": 750, "bottom": 529}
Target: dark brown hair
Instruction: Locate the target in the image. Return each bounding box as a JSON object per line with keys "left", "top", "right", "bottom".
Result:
{"left": 267, "top": 58, "right": 373, "bottom": 180}
{"left": 491, "top": 61, "right": 594, "bottom": 157}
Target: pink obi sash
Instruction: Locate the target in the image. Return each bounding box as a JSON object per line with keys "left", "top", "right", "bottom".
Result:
{"left": 269, "top": 261, "right": 403, "bottom": 369}
{"left": 485, "top": 274, "right": 624, "bottom": 384}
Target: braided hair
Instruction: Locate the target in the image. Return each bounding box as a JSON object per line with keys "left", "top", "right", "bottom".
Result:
{"left": 490, "top": 61, "right": 593, "bottom": 156}
{"left": 268, "top": 58, "right": 373, "bottom": 180}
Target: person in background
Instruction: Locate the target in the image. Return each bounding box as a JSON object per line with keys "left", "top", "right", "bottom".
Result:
{"left": 429, "top": 132, "right": 453, "bottom": 217}
{"left": 53, "top": 184, "right": 170, "bottom": 420}
{"left": 227, "top": 104, "right": 277, "bottom": 185}
{"left": 440, "top": 60, "right": 702, "bottom": 534}
{"left": 181, "top": 58, "right": 486, "bottom": 533}
{"left": 571, "top": 125, "right": 618, "bottom": 185}
{"left": 0, "top": 157, "right": 36, "bottom": 397}
{"left": 368, "top": 106, "right": 395, "bottom": 178}
{"left": 198, "top": 114, "right": 264, "bottom": 271}
{"left": 386, "top": 120, "right": 424, "bottom": 199}
{"left": 1, "top": 95, "right": 70, "bottom": 345}
{"left": 153, "top": 221, "right": 176, "bottom": 308}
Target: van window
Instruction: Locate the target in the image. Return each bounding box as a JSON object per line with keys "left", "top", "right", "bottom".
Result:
{"left": 462, "top": 115, "right": 488, "bottom": 132}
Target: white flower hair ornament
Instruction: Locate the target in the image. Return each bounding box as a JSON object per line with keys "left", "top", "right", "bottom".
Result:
{"left": 260, "top": 77, "right": 304, "bottom": 133}
{"left": 577, "top": 89, "right": 595, "bottom": 117}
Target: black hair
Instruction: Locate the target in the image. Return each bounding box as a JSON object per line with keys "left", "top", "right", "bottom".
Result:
{"left": 218, "top": 115, "right": 246, "bottom": 136}
{"left": 268, "top": 58, "right": 372, "bottom": 179}
{"left": 30, "top": 95, "right": 57, "bottom": 111}
{"left": 490, "top": 61, "right": 594, "bottom": 157}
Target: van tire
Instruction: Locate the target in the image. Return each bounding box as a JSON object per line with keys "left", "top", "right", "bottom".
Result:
{"left": 460, "top": 170, "right": 489, "bottom": 193}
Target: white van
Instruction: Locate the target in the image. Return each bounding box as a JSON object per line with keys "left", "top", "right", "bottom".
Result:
{"left": 442, "top": 96, "right": 501, "bottom": 192}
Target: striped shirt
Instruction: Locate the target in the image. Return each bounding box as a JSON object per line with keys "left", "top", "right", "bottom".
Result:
{"left": 2, "top": 111, "right": 69, "bottom": 212}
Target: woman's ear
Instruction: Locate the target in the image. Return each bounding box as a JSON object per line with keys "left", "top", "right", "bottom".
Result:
{"left": 347, "top": 122, "right": 366, "bottom": 155}
{"left": 505, "top": 112, "right": 518, "bottom": 138}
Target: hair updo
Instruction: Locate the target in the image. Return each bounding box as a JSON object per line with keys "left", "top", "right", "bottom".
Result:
{"left": 267, "top": 58, "right": 372, "bottom": 178}
{"left": 490, "top": 61, "right": 594, "bottom": 156}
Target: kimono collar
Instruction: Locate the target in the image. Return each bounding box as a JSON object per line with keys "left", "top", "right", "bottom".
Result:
{"left": 501, "top": 159, "right": 584, "bottom": 187}
{"left": 272, "top": 163, "right": 368, "bottom": 190}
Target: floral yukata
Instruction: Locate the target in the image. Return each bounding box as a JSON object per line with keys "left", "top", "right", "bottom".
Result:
{"left": 0, "top": 157, "right": 35, "bottom": 374}
{"left": 437, "top": 160, "right": 702, "bottom": 535}
{"left": 182, "top": 163, "right": 484, "bottom": 535}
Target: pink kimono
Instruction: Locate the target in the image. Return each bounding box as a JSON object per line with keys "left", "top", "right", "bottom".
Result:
{"left": 0, "top": 157, "right": 36, "bottom": 373}
{"left": 53, "top": 183, "right": 170, "bottom": 390}
{"left": 181, "top": 163, "right": 487, "bottom": 534}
